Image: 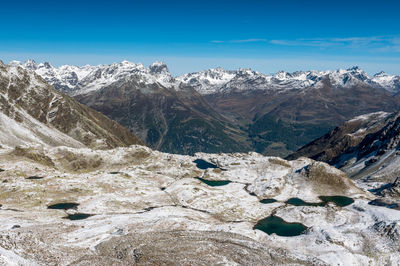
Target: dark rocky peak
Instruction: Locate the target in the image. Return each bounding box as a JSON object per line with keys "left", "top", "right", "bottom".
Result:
{"left": 346, "top": 66, "right": 368, "bottom": 81}
{"left": 24, "top": 59, "right": 38, "bottom": 70}
{"left": 374, "top": 71, "right": 387, "bottom": 77}
{"left": 43, "top": 62, "right": 53, "bottom": 69}
{"left": 347, "top": 66, "right": 361, "bottom": 71}
{"left": 236, "top": 68, "right": 257, "bottom": 78}
{"left": 149, "top": 62, "right": 169, "bottom": 75}
{"left": 357, "top": 112, "right": 400, "bottom": 159}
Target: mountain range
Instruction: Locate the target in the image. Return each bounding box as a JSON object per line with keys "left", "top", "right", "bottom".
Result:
{"left": 11, "top": 59, "right": 400, "bottom": 156}
{"left": 1, "top": 59, "right": 400, "bottom": 264}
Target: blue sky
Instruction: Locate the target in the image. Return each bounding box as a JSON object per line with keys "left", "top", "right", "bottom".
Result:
{"left": 1, "top": 0, "right": 399, "bottom": 75}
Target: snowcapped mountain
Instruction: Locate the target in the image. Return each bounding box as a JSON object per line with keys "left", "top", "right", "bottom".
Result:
{"left": 12, "top": 59, "right": 400, "bottom": 96}
{"left": 11, "top": 60, "right": 176, "bottom": 96}
{"left": 372, "top": 71, "right": 400, "bottom": 94}
{"left": 178, "top": 65, "right": 400, "bottom": 95}
{"left": 0, "top": 61, "right": 142, "bottom": 149}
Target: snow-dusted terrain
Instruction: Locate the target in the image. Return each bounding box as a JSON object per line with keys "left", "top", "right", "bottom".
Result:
{"left": 12, "top": 60, "right": 400, "bottom": 96}
{"left": 0, "top": 142, "right": 399, "bottom": 265}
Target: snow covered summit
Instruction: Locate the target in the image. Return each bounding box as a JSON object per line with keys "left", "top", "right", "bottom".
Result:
{"left": 13, "top": 60, "right": 400, "bottom": 96}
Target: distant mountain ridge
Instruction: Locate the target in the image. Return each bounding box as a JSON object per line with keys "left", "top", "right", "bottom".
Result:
{"left": 11, "top": 59, "right": 400, "bottom": 156}
{"left": 11, "top": 59, "right": 400, "bottom": 96}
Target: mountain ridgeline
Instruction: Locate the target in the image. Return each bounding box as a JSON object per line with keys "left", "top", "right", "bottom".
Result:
{"left": 288, "top": 111, "right": 400, "bottom": 182}
{"left": 14, "top": 60, "right": 400, "bottom": 156}
{"left": 0, "top": 61, "right": 142, "bottom": 149}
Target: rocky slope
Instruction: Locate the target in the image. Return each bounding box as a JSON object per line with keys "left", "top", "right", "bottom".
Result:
{"left": 14, "top": 60, "right": 400, "bottom": 156}
{"left": 0, "top": 61, "right": 142, "bottom": 149}
{"left": 288, "top": 111, "right": 400, "bottom": 211}
{"left": 287, "top": 112, "right": 392, "bottom": 164}
{"left": 288, "top": 111, "right": 400, "bottom": 180}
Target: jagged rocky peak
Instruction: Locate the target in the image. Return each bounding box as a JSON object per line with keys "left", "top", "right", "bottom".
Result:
{"left": 149, "top": 61, "right": 169, "bottom": 74}
{"left": 23, "top": 59, "right": 38, "bottom": 70}
{"left": 345, "top": 66, "right": 369, "bottom": 80}
{"left": 347, "top": 65, "right": 362, "bottom": 71}
{"left": 374, "top": 71, "right": 387, "bottom": 77}
{"left": 236, "top": 68, "right": 258, "bottom": 78}
{"left": 41, "top": 62, "right": 53, "bottom": 69}
{"left": 273, "top": 70, "right": 292, "bottom": 80}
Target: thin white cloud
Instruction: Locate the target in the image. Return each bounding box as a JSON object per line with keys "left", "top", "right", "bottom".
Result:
{"left": 211, "top": 38, "right": 268, "bottom": 44}
{"left": 270, "top": 35, "right": 400, "bottom": 51}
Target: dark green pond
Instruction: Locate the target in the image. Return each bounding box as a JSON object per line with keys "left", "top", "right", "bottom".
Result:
{"left": 195, "top": 177, "right": 231, "bottom": 186}
{"left": 193, "top": 159, "right": 219, "bottom": 170}
{"left": 254, "top": 216, "right": 308, "bottom": 236}
{"left": 286, "top": 197, "right": 325, "bottom": 207}
{"left": 260, "top": 199, "right": 277, "bottom": 204}
{"left": 48, "top": 203, "right": 79, "bottom": 210}
{"left": 319, "top": 196, "right": 354, "bottom": 207}
{"left": 63, "top": 213, "right": 92, "bottom": 220}
{"left": 27, "top": 176, "right": 44, "bottom": 180}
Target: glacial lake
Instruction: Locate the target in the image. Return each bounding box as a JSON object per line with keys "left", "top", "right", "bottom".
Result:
{"left": 48, "top": 203, "right": 80, "bottom": 210}
{"left": 193, "top": 159, "right": 219, "bottom": 170}
{"left": 195, "top": 177, "right": 231, "bottom": 186}
{"left": 254, "top": 216, "right": 307, "bottom": 236}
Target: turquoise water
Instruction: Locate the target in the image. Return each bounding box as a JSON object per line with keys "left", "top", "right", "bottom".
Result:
{"left": 195, "top": 177, "right": 231, "bottom": 186}
{"left": 254, "top": 216, "right": 307, "bottom": 236}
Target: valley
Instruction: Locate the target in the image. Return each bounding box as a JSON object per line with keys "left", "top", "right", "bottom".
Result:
{"left": 15, "top": 60, "right": 400, "bottom": 156}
